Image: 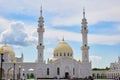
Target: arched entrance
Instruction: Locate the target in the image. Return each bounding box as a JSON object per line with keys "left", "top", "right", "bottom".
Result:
{"left": 7, "top": 68, "right": 13, "bottom": 79}
{"left": 64, "top": 66, "right": 70, "bottom": 79}
{"left": 65, "top": 72, "right": 69, "bottom": 78}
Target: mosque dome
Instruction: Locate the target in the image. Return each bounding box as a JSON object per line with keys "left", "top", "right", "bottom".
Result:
{"left": 53, "top": 38, "right": 73, "bottom": 57}
{"left": 0, "top": 44, "right": 15, "bottom": 57}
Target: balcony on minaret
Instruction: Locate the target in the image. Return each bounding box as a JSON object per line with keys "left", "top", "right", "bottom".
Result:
{"left": 37, "top": 44, "right": 44, "bottom": 49}
{"left": 38, "top": 22, "right": 44, "bottom": 28}
{"left": 37, "top": 27, "right": 45, "bottom": 32}
{"left": 81, "top": 28, "right": 88, "bottom": 33}
{"left": 81, "top": 45, "right": 89, "bottom": 50}
{"left": 81, "top": 19, "right": 87, "bottom": 24}
{"left": 38, "top": 16, "right": 44, "bottom": 23}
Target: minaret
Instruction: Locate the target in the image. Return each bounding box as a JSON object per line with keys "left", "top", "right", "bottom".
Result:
{"left": 118, "top": 56, "right": 120, "bottom": 63}
{"left": 21, "top": 53, "right": 24, "bottom": 62}
{"left": 81, "top": 8, "right": 89, "bottom": 63}
{"left": 37, "top": 6, "right": 45, "bottom": 62}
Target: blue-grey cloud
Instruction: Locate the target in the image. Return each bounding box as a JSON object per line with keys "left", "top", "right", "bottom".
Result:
{"left": 0, "top": 0, "right": 120, "bottom": 26}
{"left": 1, "top": 22, "right": 36, "bottom": 46}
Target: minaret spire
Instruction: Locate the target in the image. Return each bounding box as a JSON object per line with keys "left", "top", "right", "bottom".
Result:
{"left": 118, "top": 56, "right": 120, "bottom": 63}
{"left": 40, "top": 6, "right": 42, "bottom": 17}
{"left": 83, "top": 8, "right": 85, "bottom": 18}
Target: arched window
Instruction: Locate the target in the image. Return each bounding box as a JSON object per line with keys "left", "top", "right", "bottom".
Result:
{"left": 30, "top": 73, "right": 35, "bottom": 78}
{"left": 60, "top": 53, "right": 62, "bottom": 56}
{"left": 47, "top": 68, "right": 49, "bottom": 75}
{"left": 27, "top": 73, "right": 30, "bottom": 79}
{"left": 64, "top": 53, "right": 66, "bottom": 56}
{"left": 67, "top": 53, "right": 69, "bottom": 56}
{"left": 92, "top": 73, "right": 95, "bottom": 78}
{"left": 57, "top": 53, "right": 58, "bottom": 56}
{"left": 73, "top": 68, "right": 75, "bottom": 75}
{"left": 97, "top": 73, "right": 100, "bottom": 79}
{"left": 57, "top": 67, "right": 60, "bottom": 75}
{"left": 40, "top": 53, "right": 41, "bottom": 56}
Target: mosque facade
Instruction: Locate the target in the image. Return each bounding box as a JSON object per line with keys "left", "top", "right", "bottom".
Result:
{"left": 0, "top": 8, "right": 92, "bottom": 79}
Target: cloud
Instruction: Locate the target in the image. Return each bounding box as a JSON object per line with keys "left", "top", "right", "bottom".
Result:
{"left": 0, "top": 17, "right": 120, "bottom": 47}
{"left": 44, "top": 0, "right": 120, "bottom": 26}
{"left": 0, "top": 22, "right": 37, "bottom": 46}
{"left": 51, "top": 15, "right": 81, "bottom": 27}
{"left": 89, "top": 34, "right": 120, "bottom": 45}
{"left": 44, "top": 28, "right": 81, "bottom": 42}
{"left": 12, "top": 45, "right": 21, "bottom": 49}
{"left": 0, "top": 17, "right": 11, "bottom": 30}
{"left": 116, "top": 25, "right": 120, "bottom": 31}
{"left": 0, "top": 0, "right": 120, "bottom": 26}
{"left": 44, "top": 28, "right": 120, "bottom": 45}
{"left": 0, "top": 0, "right": 40, "bottom": 16}
{"left": 89, "top": 55, "right": 102, "bottom": 61}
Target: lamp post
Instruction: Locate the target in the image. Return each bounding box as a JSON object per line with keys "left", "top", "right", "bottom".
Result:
{"left": 18, "top": 65, "right": 21, "bottom": 80}
{"left": 0, "top": 48, "right": 5, "bottom": 80}
{"left": 22, "top": 69, "right": 25, "bottom": 80}
{"left": 13, "top": 60, "right": 16, "bottom": 80}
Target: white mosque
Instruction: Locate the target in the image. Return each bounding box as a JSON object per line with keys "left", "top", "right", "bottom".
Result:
{"left": 0, "top": 8, "right": 92, "bottom": 79}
